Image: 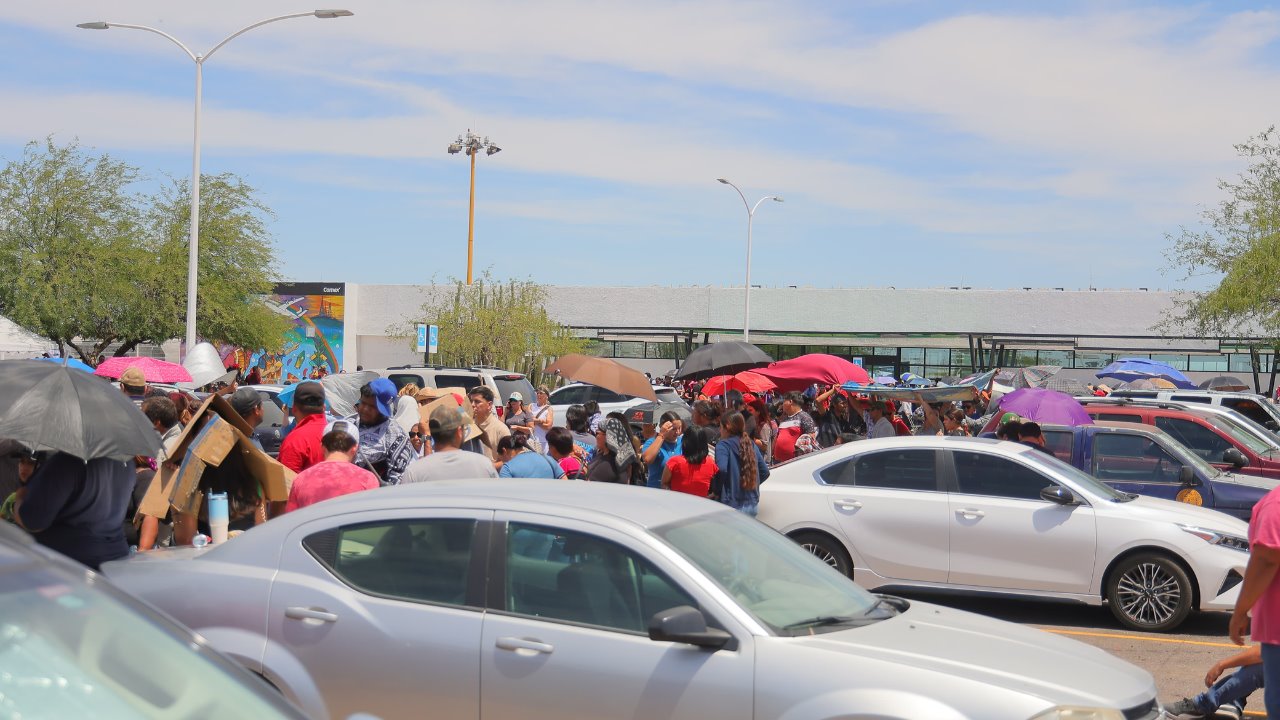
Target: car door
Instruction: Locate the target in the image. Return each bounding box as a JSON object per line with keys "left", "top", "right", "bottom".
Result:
{"left": 814, "top": 448, "right": 948, "bottom": 583}
{"left": 480, "top": 515, "right": 753, "bottom": 720}
{"left": 592, "top": 386, "right": 635, "bottom": 414}
{"left": 265, "top": 508, "right": 491, "bottom": 720}
{"left": 1153, "top": 416, "right": 1235, "bottom": 472}
{"left": 549, "top": 385, "right": 590, "bottom": 426}
{"left": 1088, "top": 431, "right": 1210, "bottom": 506}
{"left": 945, "top": 449, "right": 1097, "bottom": 593}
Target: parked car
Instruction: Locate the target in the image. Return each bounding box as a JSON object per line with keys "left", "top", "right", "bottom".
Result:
{"left": 367, "top": 365, "right": 535, "bottom": 417}
{"left": 1108, "top": 388, "right": 1280, "bottom": 433}
{"left": 1080, "top": 399, "right": 1280, "bottom": 480}
{"left": 758, "top": 435, "right": 1249, "bottom": 632}
{"left": 1035, "top": 421, "right": 1275, "bottom": 521}
{"left": 0, "top": 522, "right": 308, "bottom": 719}
{"left": 548, "top": 382, "right": 685, "bottom": 426}
{"left": 103, "top": 480, "right": 1161, "bottom": 720}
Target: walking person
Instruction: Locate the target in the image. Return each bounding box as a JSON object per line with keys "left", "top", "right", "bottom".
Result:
{"left": 1231, "top": 479, "right": 1280, "bottom": 719}
{"left": 712, "top": 412, "right": 770, "bottom": 516}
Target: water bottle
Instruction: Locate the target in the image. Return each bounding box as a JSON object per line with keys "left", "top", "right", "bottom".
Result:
{"left": 191, "top": 534, "right": 210, "bottom": 548}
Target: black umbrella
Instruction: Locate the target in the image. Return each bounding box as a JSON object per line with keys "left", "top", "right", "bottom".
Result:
{"left": 1199, "top": 375, "right": 1250, "bottom": 392}
{"left": 0, "top": 360, "right": 160, "bottom": 460}
{"left": 624, "top": 401, "right": 692, "bottom": 426}
{"left": 673, "top": 341, "right": 773, "bottom": 381}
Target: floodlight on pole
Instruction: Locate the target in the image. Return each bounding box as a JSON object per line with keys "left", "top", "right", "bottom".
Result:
{"left": 447, "top": 130, "right": 502, "bottom": 284}
{"left": 717, "top": 178, "right": 783, "bottom": 343}
{"left": 76, "top": 9, "right": 353, "bottom": 358}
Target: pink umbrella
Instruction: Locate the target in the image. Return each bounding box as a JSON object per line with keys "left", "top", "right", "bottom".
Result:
{"left": 700, "top": 371, "right": 776, "bottom": 397}
{"left": 755, "top": 354, "right": 872, "bottom": 392}
{"left": 94, "top": 356, "right": 193, "bottom": 383}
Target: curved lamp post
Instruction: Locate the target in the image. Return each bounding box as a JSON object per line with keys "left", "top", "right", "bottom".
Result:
{"left": 447, "top": 130, "right": 501, "bottom": 285}
{"left": 717, "top": 178, "right": 782, "bottom": 343}
{"left": 77, "top": 10, "right": 354, "bottom": 356}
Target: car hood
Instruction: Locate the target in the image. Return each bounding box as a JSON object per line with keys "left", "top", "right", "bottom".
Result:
{"left": 782, "top": 600, "right": 1155, "bottom": 709}
{"left": 1110, "top": 495, "right": 1251, "bottom": 535}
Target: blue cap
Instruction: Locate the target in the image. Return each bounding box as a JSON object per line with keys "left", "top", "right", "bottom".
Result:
{"left": 369, "top": 378, "right": 397, "bottom": 418}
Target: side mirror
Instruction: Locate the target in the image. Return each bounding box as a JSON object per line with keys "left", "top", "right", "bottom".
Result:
{"left": 1266, "top": 421, "right": 1279, "bottom": 432}
{"left": 1179, "top": 466, "right": 1199, "bottom": 486}
{"left": 648, "top": 605, "right": 731, "bottom": 650}
{"left": 1040, "top": 485, "right": 1077, "bottom": 505}
{"left": 1223, "top": 448, "right": 1249, "bottom": 469}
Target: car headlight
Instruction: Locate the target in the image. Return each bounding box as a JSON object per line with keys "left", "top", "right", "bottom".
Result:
{"left": 1178, "top": 524, "right": 1250, "bottom": 552}
{"left": 1028, "top": 707, "right": 1124, "bottom": 720}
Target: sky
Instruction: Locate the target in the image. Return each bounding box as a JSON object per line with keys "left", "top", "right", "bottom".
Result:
{"left": 1, "top": 1, "right": 1277, "bottom": 292}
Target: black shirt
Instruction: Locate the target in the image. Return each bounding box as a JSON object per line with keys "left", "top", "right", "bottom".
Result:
{"left": 19, "top": 453, "right": 134, "bottom": 570}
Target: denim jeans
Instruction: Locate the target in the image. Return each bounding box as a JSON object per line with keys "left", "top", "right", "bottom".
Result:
{"left": 1192, "top": 662, "right": 1264, "bottom": 713}
{"left": 1261, "top": 643, "right": 1280, "bottom": 718}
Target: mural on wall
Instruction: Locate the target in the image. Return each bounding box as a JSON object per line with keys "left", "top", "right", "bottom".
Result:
{"left": 224, "top": 282, "right": 346, "bottom": 384}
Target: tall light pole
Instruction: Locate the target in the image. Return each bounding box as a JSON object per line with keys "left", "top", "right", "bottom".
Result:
{"left": 717, "top": 178, "right": 782, "bottom": 343}
{"left": 447, "top": 130, "right": 501, "bottom": 285}
{"left": 77, "top": 10, "right": 354, "bottom": 356}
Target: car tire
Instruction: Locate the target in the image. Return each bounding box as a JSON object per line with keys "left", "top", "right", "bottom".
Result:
{"left": 1105, "top": 552, "right": 1194, "bottom": 632}
{"left": 792, "top": 532, "right": 852, "bottom": 577}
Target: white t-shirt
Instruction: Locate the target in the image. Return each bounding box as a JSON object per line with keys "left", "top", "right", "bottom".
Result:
{"left": 868, "top": 417, "right": 896, "bottom": 439}
{"left": 400, "top": 449, "right": 498, "bottom": 483}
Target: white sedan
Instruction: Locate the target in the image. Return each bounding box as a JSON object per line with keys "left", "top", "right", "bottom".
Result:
{"left": 105, "top": 480, "right": 1160, "bottom": 720}
{"left": 759, "top": 436, "right": 1250, "bottom": 632}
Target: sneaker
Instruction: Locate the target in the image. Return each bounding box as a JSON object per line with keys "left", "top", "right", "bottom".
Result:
{"left": 1163, "top": 698, "right": 1207, "bottom": 719}
{"left": 1212, "top": 705, "right": 1242, "bottom": 720}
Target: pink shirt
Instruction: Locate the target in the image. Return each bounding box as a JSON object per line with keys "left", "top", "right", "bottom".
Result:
{"left": 286, "top": 461, "right": 380, "bottom": 512}
{"left": 1250, "top": 487, "right": 1280, "bottom": 643}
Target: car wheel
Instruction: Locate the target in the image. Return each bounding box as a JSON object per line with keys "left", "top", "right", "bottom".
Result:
{"left": 1106, "top": 553, "right": 1194, "bottom": 632}
{"left": 792, "top": 532, "right": 852, "bottom": 577}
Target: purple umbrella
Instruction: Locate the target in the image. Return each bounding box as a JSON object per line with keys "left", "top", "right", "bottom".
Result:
{"left": 998, "top": 387, "right": 1094, "bottom": 427}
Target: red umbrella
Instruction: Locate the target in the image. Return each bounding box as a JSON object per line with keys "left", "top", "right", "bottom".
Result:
{"left": 94, "top": 356, "right": 193, "bottom": 383}
{"left": 755, "top": 354, "right": 872, "bottom": 392}
{"left": 700, "top": 371, "right": 776, "bottom": 397}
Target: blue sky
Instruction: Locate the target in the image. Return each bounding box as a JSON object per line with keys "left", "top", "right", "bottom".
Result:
{"left": 2, "top": 1, "right": 1278, "bottom": 291}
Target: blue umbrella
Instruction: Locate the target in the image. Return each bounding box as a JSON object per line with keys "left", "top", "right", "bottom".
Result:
{"left": 873, "top": 375, "right": 897, "bottom": 385}
{"left": 900, "top": 373, "right": 931, "bottom": 387}
{"left": 33, "top": 356, "right": 93, "bottom": 373}
{"left": 1097, "top": 358, "right": 1196, "bottom": 389}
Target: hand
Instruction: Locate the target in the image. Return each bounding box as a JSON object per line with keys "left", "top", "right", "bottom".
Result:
{"left": 660, "top": 421, "right": 677, "bottom": 442}
{"left": 1229, "top": 609, "right": 1251, "bottom": 645}
{"left": 1204, "top": 662, "right": 1224, "bottom": 686}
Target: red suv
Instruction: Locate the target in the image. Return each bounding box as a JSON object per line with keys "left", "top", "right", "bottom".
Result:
{"left": 1079, "top": 401, "right": 1280, "bottom": 480}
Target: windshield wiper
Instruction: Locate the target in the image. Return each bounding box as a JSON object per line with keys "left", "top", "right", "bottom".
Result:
{"left": 782, "top": 615, "right": 863, "bottom": 630}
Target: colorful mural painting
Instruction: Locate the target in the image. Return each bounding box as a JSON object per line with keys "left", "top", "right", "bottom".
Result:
{"left": 224, "top": 282, "right": 346, "bottom": 384}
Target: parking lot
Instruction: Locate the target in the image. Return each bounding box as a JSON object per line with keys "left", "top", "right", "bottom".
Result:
{"left": 910, "top": 592, "right": 1257, "bottom": 715}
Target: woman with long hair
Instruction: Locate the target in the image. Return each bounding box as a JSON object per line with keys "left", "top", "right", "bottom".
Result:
{"left": 712, "top": 411, "right": 771, "bottom": 516}
{"left": 661, "top": 425, "right": 716, "bottom": 497}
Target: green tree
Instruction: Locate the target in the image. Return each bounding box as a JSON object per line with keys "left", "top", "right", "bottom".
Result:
{"left": 0, "top": 138, "right": 289, "bottom": 362}
{"left": 1164, "top": 127, "right": 1280, "bottom": 393}
{"left": 393, "top": 272, "right": 586, "bottom": 384}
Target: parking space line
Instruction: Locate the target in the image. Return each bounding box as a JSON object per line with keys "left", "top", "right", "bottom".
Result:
{"left": 1039, "top": 628, "right": 1240, "bottom": 649}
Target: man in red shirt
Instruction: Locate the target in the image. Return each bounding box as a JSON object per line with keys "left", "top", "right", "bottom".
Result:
{"left": 278, "top": 382, "right": 328, "bottom": 475}
{"left": 286, "top": 420, "right": 379, "bottom": 512}
{"left": 1231, "top": 486, "right": 1280, "bottom": 717}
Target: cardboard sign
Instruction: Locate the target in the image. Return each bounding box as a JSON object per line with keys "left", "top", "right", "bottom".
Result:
{"left": 417, "top": 389, "right": 483, "bottom": 446}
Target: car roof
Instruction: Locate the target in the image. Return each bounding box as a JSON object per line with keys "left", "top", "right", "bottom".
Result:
{"left": 203, "top": 479, "right": 732, "bottom": 564}
{"left": 1041, "top": 420, "right": 1171, "bottom": 439}
{"left": 771, "top": 435, "right": 1035, "bottom": 472}
{"left": 1112, "top": 389, "right": 1264, "bottom": 399}
{"left": 553, "top": 382, "right": 676, "bottom": 392}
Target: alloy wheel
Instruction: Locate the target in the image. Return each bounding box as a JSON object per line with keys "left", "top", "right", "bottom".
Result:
{"left": 1114, "top": 561, "right": 1181, "bottom": 627}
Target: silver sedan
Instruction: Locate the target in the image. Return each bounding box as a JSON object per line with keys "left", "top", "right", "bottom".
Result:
{"left": 104, "top": 480, "right": 1161, "bottom": 720}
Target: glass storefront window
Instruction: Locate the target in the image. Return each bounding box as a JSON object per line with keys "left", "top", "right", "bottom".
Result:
{"left": 614, "top": 341, "right": 644, "bottom": 358}
{"left": 901, "top": 348, "right": 925, "bottom": 364}
{"left": 1188, "top": 354, "right": 1229, "bottom": 372}
{"left": 776, "top": 345, "right": 806, "bottom": 360}
{"left": 1151, "top": 354, "right": 1189, "bottom": 371}
{"left": 1073, "top": 352, "right": 1114, "bottom": 369}
{"left": 645, "top": 342, "right": 677, "bottom": 359}
{"left": 925, "top": 348, "right": 950, "bottom": 365}
{"left": 583, "top": 340, "right": 611, "bottom": 357}
{"left": 1229, "top": 353, "right": 1273, "bottom": 373}
{"left": 1037, "top": 350, "right": 1072, "bottom": 367}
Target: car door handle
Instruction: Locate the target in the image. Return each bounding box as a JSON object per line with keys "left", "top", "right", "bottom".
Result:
{"left": 496, "top": 636, "right": 555, "bottom": 655}
{"left": 285, "top": 606, "right": 338, "bottom": 623}
{"left": 835, "top": 499, "right": 863, "bottom": 510}
{"left": 955, "top": 508, "right": 985, "bottom": 519}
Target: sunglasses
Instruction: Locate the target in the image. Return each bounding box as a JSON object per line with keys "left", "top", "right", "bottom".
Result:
{"left": 409, "top": 432, "right": 423, "bottom": 438}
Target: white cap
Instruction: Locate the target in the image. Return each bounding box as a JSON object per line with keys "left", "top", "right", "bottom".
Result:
{"left": 324, "top": 419, "right": 360, "bottom": 446}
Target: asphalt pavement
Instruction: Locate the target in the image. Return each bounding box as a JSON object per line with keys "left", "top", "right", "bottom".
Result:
{"left": 894, "top": 591, "right": 1257, "bottom": 716}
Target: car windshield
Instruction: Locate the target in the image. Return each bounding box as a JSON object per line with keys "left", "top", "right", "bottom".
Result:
{"left": 0, "top": 566, "right": 295, "bottom": 719}
{"left": 653, "top": 512, "right": 881, "bottom": 635}
{"left": 1203, "top": 413, "right": 1277, "bottom": 455}
{"left": 1148, "top": 431, "right": 1224, "bottom": 478}
{"left": 1016, "top": 448, "right": 1132, "bottom": 501}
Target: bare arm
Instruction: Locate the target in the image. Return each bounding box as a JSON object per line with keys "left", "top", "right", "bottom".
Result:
{"left": 1206, "top": 645, "right": 1263, "bottom": 685}
{"left": 1231, "top": 543, "right": 1280, "bottom": 644}
{"left": 661, "top": 465, "right": 673, "bottom": 490}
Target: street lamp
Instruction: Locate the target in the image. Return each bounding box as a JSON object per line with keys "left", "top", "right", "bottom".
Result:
{"left": 77, "top": 10, "right": 354, "bottom": 356}
{"left": 447, "top": 130, "right": 501, "bottom": 285}
{"left": 717, "top": 178, "right": 783, "bottom": 343}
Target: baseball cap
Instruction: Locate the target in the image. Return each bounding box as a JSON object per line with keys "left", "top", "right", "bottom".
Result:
{"left": 369, "top": 378, "right": 397, "bottom": 417}
{"left": 507, "top": 391, "right": 524, "bottom": 403}
{"left": 324, "top": 419, "right": 360, "bottom": 445}
{"left": 228, "top": 387, "right": 263, "bottom": 418}
{"left": 294, "top": 381, "right": 326, "bottom": 410}
{"left": 1000, "top": 412, "right": 1021, "bottom": 425}
{"left": 428, "top": 404, "right": 468, "bottom": 435}
{"left": 120, "top": 367, "right": 146, "bottom": 389}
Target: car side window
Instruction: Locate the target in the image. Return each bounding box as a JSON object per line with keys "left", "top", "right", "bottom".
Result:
{"left": 1091, "top": 434, "right": 1180, "bottom": 483}
{"left": 388, "top": 374, "right": 428, "bottom": 391}
{"left": 433, "top": 374, "right": 482, "bottom": 391}
{"left": 1041, "top": 430, "right": 1073, "bottom": 463}
{"left": 1094, "top": 413, "right": 1142, "bottom": 423}
{"left": 1223, "top": 398, "right": 1270, "bottom": 426}
{"left": 951, "top": 451, "right": 1051, "bottom": 500}
{"left": 504, "top": 523, "right": 697, "bottom": 634}
{"left": 551, "top": 386, "right": 589, "bottom": 405}
{"left": 1154, "top": 418, "right": 1231, "bottom": 463}
{"left": 303, "top": 519, "right": 476, "bottom": 607}
{"left": 593, "top": 388, "right": 627, "bottom": 403}
{"left": 257, "top": 392, "right": 286, "bottom": 427}
{"left": 818, "top": 450, "right": 937, "bottom": 491}
{"left": 1171, "top": 395, "right": 1211, "bottom": 404}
